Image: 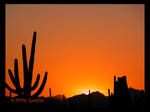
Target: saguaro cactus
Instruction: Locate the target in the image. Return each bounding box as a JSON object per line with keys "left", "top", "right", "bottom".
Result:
{"left": 5, "top": 32, "right": 48, "bottom": 99}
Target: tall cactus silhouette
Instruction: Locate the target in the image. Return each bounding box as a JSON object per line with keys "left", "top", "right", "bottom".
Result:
{"left": 5, "top": 32, "right": 48, "bottom": 99}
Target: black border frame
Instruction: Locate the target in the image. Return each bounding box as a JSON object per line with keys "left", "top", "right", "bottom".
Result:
{"left": 0, "top": 0, "right": 149, "bottom": 109}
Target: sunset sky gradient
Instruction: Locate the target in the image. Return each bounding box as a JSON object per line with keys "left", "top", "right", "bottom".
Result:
{"left": 6, "top": 4, "right": 144, "bottom": 97}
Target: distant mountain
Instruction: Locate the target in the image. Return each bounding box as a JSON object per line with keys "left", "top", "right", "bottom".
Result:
{"left": 128, "top": 88, "right": 145, "bottom": 108}
{"left": 67, "top": 91, "right": 109, "bottom": 109}
{"left": 90, "top": 91, "right": 109, "bottom": 109}
{"left": 65, "top": 88, "right": 144, "bottom": 110}
{"left": 5, "top": 87, "right": 144, "bottom": 109}
{"left": 129, "top": 87, "right": 144, "bottom": 96}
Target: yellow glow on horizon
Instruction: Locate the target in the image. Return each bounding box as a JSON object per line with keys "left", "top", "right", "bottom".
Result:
{"left": 71, "top": 88, "right": 108, "bottom": 97}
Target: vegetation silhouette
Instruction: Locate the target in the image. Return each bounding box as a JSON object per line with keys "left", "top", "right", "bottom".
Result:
{"left": 4, "top": 74, "right": 145, "bottom": 112}
{"left": 5, "top": 32, "right": 48, "bottom": 101}
{"left": 0, "top": 32, "right": 145, "bottom": 112}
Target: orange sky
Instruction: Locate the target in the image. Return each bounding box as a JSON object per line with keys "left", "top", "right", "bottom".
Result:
{"left": 6, "top": 4, "right": 144, "bottom": 97}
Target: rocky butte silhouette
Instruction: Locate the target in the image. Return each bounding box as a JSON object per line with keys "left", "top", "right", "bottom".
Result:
{"left": 108, "top": 76, "right": 145, "bottom": 112}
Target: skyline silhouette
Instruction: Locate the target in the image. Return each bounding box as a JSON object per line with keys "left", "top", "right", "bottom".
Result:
{"left": 4, "top": 52, "right": 145, "bottom": 111}
{"left": 0, "top": 2, "right": 149, "bottom": 112}
{"left": 6, "top": 5, "right": 144, "bottom": 97}
{"left": 4, "top": 31, "right": 144, "bottom": 107}
{"left": 5, "top": 31, "right": 144, "bottom": 99}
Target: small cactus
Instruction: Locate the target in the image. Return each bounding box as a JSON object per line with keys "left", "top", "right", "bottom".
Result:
{"left": 49, "top": 88, "right": 52, "bottom": 99}
{"left": 108, "top": 89, "right": 113, "bottom": 110}
{"left": 63, "top": 94, "right": 66, "bottom": 108}
{"left": 88, "top": 89, "right": 91, "bottom": 110}
{"left": 9, "top": 90, "right": 11, "bottom": 102}
{"left": 108, "top": 89, "right": 110, "bottom": 97}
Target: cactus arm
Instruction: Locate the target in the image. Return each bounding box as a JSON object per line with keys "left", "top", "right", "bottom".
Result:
{"left": 22, "top": 44, "right": 28, "bottom": 79}
{"left": 5, "top": 83, "right": 19, "bottom": 94}
{"left": 31, "top": 74, "right": 40, "bottom": 91}
{"left": 32, "top": 72, "right": 47, "bottom": 98}
{"left": 6, "top": 69, "right": 23, "bottom": 95}
{"left": 22, "top": 45, "right": 28, "bottom": 74}
{"left": 29, "top": 32, "right": 36, "bottom": 79}
{"left": 14, "top": 59, "right": 22, "bottom": 91}
{"left": 14, "top": 59, "right": 19, "bottom": 86}
{"left": 8, "top": 69, "right": 17, "bottom": 88}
